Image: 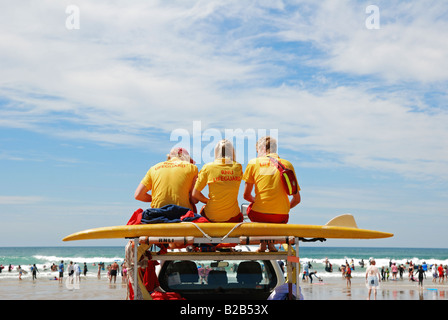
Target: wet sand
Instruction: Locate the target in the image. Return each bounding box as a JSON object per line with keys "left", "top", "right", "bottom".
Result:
{"left": 299, "top": 275, "right": 448, "bottom": 300}
{"left": 0, "top": 276, "right": 126, "bottom": 300}
{"left": 1, "top": 274, "right": 447, "bottom": 300}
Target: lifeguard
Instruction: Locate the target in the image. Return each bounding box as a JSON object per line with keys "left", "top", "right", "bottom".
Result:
{"left": 134, "top": 147, "right": 198, "bottom": 211}
{"left": 192, "top": 139, "right": 244, "bottom": 222}
{"left": 243, "top": 136, "right": 301, "bottom": 251}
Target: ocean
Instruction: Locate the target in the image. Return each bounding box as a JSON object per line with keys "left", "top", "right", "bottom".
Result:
{"left": 0, "top": 246, "right": 124, "bottom": 280}
{"left": 1, "top": 246, "right": 447, "bottom": 280}
{"left": 296, "top": 246, "right": 448, "bottom": 279}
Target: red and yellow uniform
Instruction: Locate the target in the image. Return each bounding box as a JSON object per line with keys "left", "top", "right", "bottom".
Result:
{"left": 243, "top": 153, "right": 300, "bottom": 217}
{"left": 140, "top": 157, "right": 198, "bottom": 210}
{"left": 194, "top": 159, "right": 243, "bottom": 222}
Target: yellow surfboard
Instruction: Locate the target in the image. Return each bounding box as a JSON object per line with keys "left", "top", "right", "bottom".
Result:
{"left": 63, "top": 214, "right": 393, "bottom": 242}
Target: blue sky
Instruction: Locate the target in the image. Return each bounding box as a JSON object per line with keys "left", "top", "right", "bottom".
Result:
{"left": 0, "top": 0, "right": 447, "bottom": 248}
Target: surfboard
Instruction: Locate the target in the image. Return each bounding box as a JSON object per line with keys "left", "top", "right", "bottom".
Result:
{"left": 63, "top": 214, "right": 393, "bottom": 242}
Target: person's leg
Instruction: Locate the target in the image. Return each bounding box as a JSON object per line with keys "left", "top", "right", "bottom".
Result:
{"left": 225, "top": 212, "right": 244, "bottom": 223}
{"left": 247, "top": 206, "right": 288, "bottom": 252}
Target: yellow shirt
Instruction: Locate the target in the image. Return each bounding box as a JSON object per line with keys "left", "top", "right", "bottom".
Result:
{"left": 194, "top": 158, "right": 243, "bottom": 222}
{"left": 243, "top": 153, "right": 300, "bottom": 215}
{"left": 140, "top": 157, "right": 198, "bottom": 210}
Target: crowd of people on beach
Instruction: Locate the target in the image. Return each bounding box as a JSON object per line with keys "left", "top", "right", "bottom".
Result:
{"left": 0, "top": 263, "right": 41, "bottom": 280}
{"left": 0, "top": 260, "right": 127, "bottom": 285}
{"left": 300, "top": 258, "right": 448, "bottom": 291}
{"left": 298, "top": 257, "right": 448, "bottom": 300}
{"left": 363, "top": 259, "right": 448, "bottom": 299}
{"left": 377, "top": 260, "right": 448, "bottom": 285}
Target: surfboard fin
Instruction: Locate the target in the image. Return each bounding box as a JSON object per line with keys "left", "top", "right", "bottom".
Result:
{"left": 325, "top": 214, "right": 358, "bottom": 228}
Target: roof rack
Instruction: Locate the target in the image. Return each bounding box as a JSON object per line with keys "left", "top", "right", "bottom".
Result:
{"left": 126, "top": 205, "right": 326, "bottom": 300}
{"left": 150, "top": 250, "right": 288, "bottom": 261}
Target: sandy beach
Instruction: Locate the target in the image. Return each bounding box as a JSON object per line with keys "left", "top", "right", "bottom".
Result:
{"left": 0, "top": 275, "right": 126, "bottom": 300}
{"left": 1, "top": 273, "right": 447, "bottom": 301}
{"left": 299, "top": 276, "right": 448, "bottom": 300}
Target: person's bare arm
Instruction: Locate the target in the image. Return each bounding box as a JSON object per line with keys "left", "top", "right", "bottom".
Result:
{"left": 134, "top": 183, "right": 152, "bottom": 202}
{"left": 189, "top": 176, "right": 199, "bottom": 204}
{"left": 243, "top": 183, "right": 256, "bottom": 203}
{"left": 192, "top": 188, "right": 208, "bottom": 204}
{"left": 290, "top": 191, "right": 301, "bottom": 209}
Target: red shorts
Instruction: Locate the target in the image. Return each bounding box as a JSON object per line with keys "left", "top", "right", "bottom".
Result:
{"left": 200, "top": 206, "right": 244, "bottom": 223}
{"left": 246, "top": 203, "right": 289, "bottom": 224}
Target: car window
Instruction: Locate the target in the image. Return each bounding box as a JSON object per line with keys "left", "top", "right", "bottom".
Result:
{"left": 159, "top": 259, "right": 278, "bottom": 294}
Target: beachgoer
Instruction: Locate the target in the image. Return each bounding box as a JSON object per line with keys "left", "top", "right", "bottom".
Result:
{"left": 110, "top": 261, "right": 119, "bottom": 283}
{"left": 309, "top": 271, "right": 321, "bottom": 283}
{"left": 399, "top": 264, "right": 405, "bottom": 279}
{"left": 58, "top": 260, "right": 64, "bottom": 284}
{"left": 135, "top": 147, "right": 198, "bottom": 211}
{"left": 345, "top": 263, "right": 352, "bottom": 287}
{"left": 198, "top": 264, "right": 207, "bottom": 284}
{"left": 242, "top": 136, "right": 301, "bottom": 252}
{"left": 192, "top": 139, "right": 244, "bottom": 222}
{"left": 32, "top": 264, "right": 39, "bottom": 280}
{"left": 391, "top": 263, "right": 398, "bottom": 280}
{"left": 98, "top": 262, "right": 103, "bottom": 278}
{"left": 73, "top": 262, "right": 81, "bottom": 288}
{"left": 83, "top": 262, "right": 88, "bottom": 276}
{"left": 365, "top": 259, "right": 381, "bottom": 300}
{"left": 432, "top": 264, "right": 438, "bottom": 283}
{"left": 409, "top": 263, "right": 414, "bottom": 280}
{"left": 438, "top": 264, "right": 444, "bottom": 283}
{"left": 359, "top": 259, "right": 365, "bottom": 268}
{"left": 341, "top": 264, "right": 346, "bottom": 279}
{"left": 68, "top": 261, "right": 74, "bottom": 284}
{"left": 122, "top": 265, "right": 127, "bottom": 283}
{"left": 415, "top": 265, "right": 425, "bottom": 289}
{"left": 445, "top": 266, "right": 448, "bottom": 283}
{"left": 18, "top": 265, "right": 23, "bottom": 280}
{"left": 325, "top": 260, "right": 333, "bottom": 272}
{"left": 302, "top": 262, "right": 309, "bottom": 281}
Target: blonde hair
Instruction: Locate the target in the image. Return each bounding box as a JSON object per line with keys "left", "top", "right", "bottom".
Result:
{"left": 214, "top": 139, "right": 235, "bottom": 161}
{"left": 256, "top": 136, "right": 277, "bottom": 156}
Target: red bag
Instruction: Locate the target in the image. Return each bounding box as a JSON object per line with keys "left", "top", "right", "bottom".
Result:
{"left": 268, "top": 156, "right": 298, "bottom": 195}
{"left": 127, "top": 208, "right": 143, "bottom": 225}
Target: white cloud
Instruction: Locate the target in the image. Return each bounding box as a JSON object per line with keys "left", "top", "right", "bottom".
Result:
{"left": 0, "top": 0, "right": 447, "bottom": 181}
{"left": 266, "top": 0, "right": 448, "bottom": 83}
{"left": 0, "top": 196, "right": 45, "bottom": 205}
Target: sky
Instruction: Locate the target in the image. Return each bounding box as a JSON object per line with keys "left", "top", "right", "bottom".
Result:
{"left": 0, "top": 0, "right": 447, "bottom": 248}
